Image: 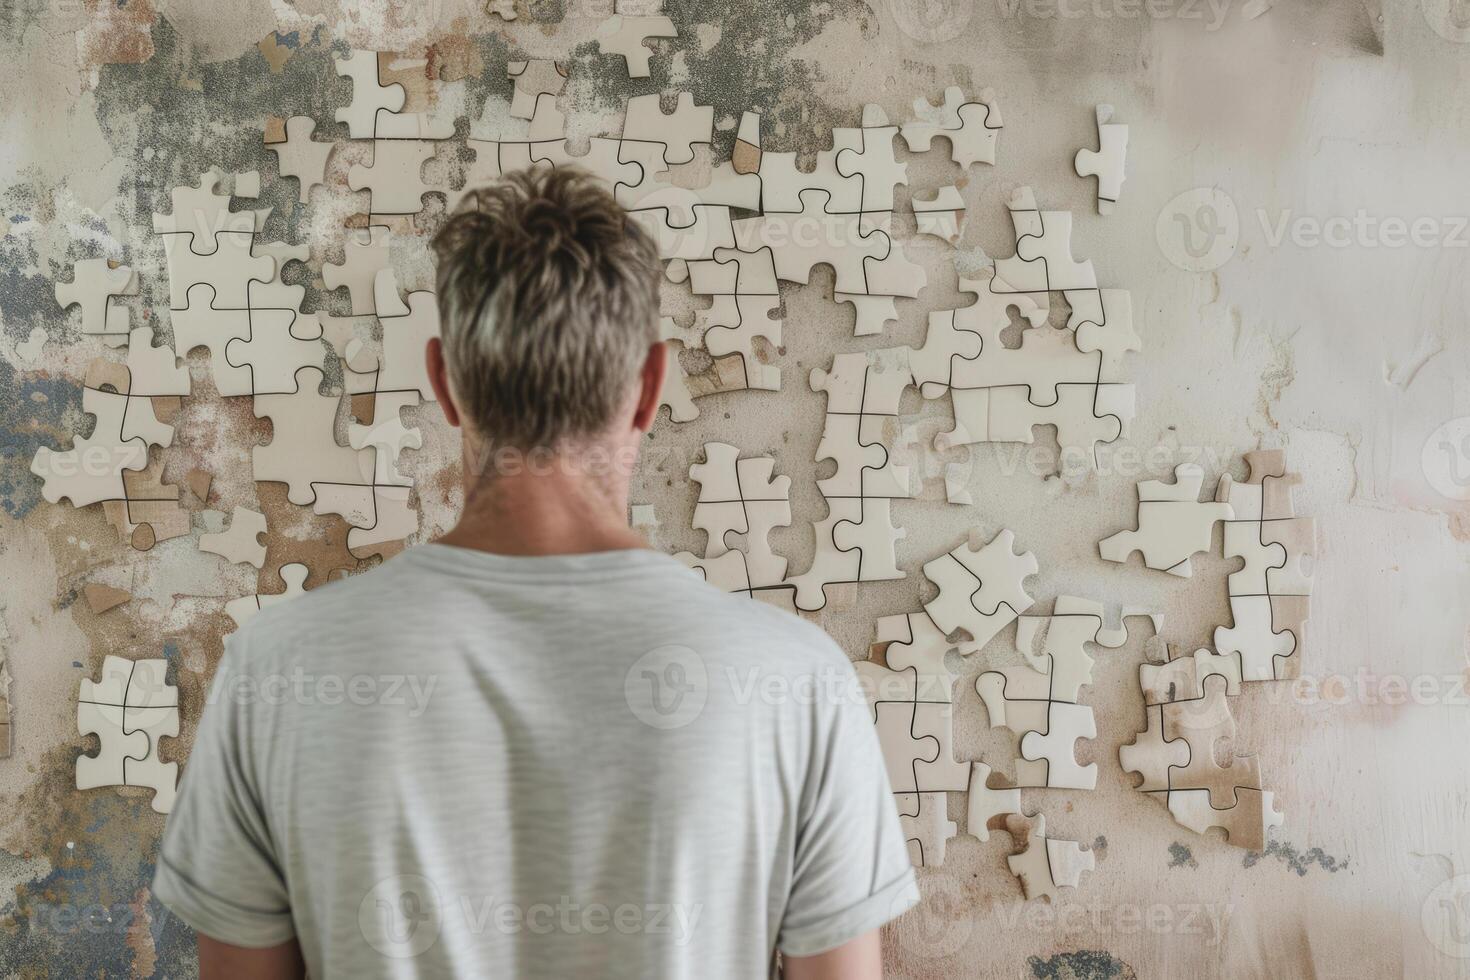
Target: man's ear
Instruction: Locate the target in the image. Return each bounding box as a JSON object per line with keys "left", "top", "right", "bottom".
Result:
{"left": 631, "top": 341, "right": 668, "bottom": 434}
{"left": 425, "top": 337, "right": 461, "bottom": 428}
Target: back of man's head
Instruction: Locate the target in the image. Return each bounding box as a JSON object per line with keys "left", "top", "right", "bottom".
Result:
{"left": 431, "top": 168, "right": 662, "bottom": 453}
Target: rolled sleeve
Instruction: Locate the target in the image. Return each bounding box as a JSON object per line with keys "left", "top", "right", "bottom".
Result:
{"left": 778, "top": 659, "right": 920, "bottom": 956}
{"left": 152, "top": 638, "right": 294, "bottom": 947}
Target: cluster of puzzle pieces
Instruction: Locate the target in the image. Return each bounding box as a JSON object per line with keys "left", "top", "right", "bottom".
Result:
{"left": 1104, "top": 450, "right": 1313, "bottom": 849}
{"left": 673, "top": 442, "right": 792, "bottom": 601}
{"left": 847, "top": 528, "right": 1103, "bottom": 900}
{"left": 911, "top": 192, "right": 1140, "bottom": 467}
{"left": 76, "top": 656, "right": 178, "bottom": 813}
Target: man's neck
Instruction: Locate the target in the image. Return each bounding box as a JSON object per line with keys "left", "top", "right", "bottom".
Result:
{"left": 437, "top": 460, "right": 647, "bottom": 557}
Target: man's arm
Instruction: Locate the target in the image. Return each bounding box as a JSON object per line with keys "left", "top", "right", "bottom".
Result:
{"left": 783, "top": 929, "right": 882, "bottom": 979}
{"left": 198, "top": 934, "right": 305, "bottom": 979}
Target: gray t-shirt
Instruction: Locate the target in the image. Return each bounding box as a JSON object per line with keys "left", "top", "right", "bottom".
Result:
{"left": 154, "top": 544, "right": 917, "bottom": 978}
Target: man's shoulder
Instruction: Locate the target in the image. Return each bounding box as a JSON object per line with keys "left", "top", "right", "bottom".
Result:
{"left": 228, "top": 553, "right": 422, "bottom": 666}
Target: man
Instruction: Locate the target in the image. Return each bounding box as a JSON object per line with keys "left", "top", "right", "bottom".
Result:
{"left": 154, "top": 168, "right": 918, "bottom": 979}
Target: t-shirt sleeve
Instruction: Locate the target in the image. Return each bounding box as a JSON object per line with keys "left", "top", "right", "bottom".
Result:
{"left": 152, "top": 637, "right": 295, "bottom": 947}
{"left": 777, "top": 654, "right": 919, "bottom": 957}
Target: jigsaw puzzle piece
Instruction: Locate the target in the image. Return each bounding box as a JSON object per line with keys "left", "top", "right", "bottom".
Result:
{"left": 225, "top": 309, "right": 326, "bottom": 395}
{"left": 874, "top": 698, "right": 926, "bottom": 794}
{"left": 1162, "top": 677, "right": 1263, "bottom": 808}
{"left": 323, "top": 225, "right": 393, "bottom": 316}
{"left": 1006, "top": 813, "right": 1093, "bottom": 902}
{"left": 1019, "top": 701, "right": 1097, "bottom": 790}
{"left": 1119, "top": 702, "right": 1190, "bottom": 793}
{"left": 507, "top": 60, "right": 567, "bottom": 119}
{"left": 596, "top": 15, "right": 676, "bottom": 77}
{"left": 922, "top": 529, "right": 1037, "bottom": 653}
{"left": 900, "top": 87, "right": 1002, "bottom": 168}
{"left": 1262, "top": 517, "right": 1315, "bottom": 595}
{"left": 623, "top": 92, "right": 713, "bottom": 166}
{"left": 266, "top": 116, "right": 334, "bottom": 203}
{"left": 899, "top": 792, "right": 957, "bottom": 867}
{"left": 76, "top": 656, "right": 178, "bottom": 813}
{"left": 833, "top": 104, "right": 907, "bottom": 214}
{"left": 349, "top": 139, "right": 441, "bottom": 216}
{"left": 334, "top": 50, "right": 406, "bottom": 138}
{"left": 966, "top": 762, "right": 1021, "bottom": 842}
{"left": 876, "top": 612, "right": 954, "bottom": 702}
{"left": 1074, "top": 104, "right": 1129, "bottom": 214}
{"left": 163, "top": 230, "right": 274, "bottom": 311}
{"left": 1167, "top": 787, "right": 1283, "bottom": 852}
{"left": 912, "top": 700, "right": 969, "bottom": 793}
{"left": 1065, "top": 288, "right": 1139, "bottom": 381}
{"left": 1099, "top": 463, "right": 1234, "bottom": 576}
{"left": 677, "top": 548, "right": 754, "bottom": 595}
{"left": 910, "top": 309, "right": 983, "bottom": 394}
{"left": 224, "top": 562, "right": 310, "bottom": 632}
{"left": 199, "top": 506, "right": 268, "bottom": 568}
{"left": 56, "top": 258, "right": 137, "bottom": 340}
{"left": 252, "top": 367, "right": 369, "bottom": 506}
{"left": 1215, "top": 595, "right": 1297, "bottom": 681}
{"left": 30, "top": 386, "right": 149, "bottom": 507}
{"left": 911, "top": 185, "right": 966, "bottom": 244}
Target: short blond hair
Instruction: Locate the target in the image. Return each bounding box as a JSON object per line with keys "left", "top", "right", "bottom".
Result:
{"left": 431, "top": 168, "right": 662, "bottom": 451}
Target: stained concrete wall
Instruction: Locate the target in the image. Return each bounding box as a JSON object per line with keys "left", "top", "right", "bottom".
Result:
{"left": 1, "top": 0, "right": 1468, "bottom": 976}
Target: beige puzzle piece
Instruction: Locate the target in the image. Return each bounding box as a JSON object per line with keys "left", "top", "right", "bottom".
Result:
{"left": 1167, "top": 787, "right": 1283, "bottom": 852}
{"left": 911, "top": 185, "right": 966, "bottom": 244}
{"left": 922, "top": 529, "right": 1038, "bottom": 653}
{"left": 596, "top": 15, "right": 676, "bottom": 77}
{"left": 224, "top": 562, "right": 309, "bottom": 632}
{"left": 56, "top": 258, "right": 137, "bottom": 340}
{"left": 266, "top": 116, "right": 334, "bottom": 203}
{"left": 1099, "top": 463, "right": 1234, "bottom": 577}
{"left": 349, "top": 139, "right": 441, "bottom": 216}
{"left": 1019, "top": 701, "right": 1097, "bottom": 790}
{"left": 966, "top": 762, "right": 1021, "bottom": 842}
{"left": 1006, "top": 813, "right": 1093, "bottom": 902}
{"left": 252, "top": 366, "right": 371, "bottom": 506}
{"left": 898, "top": 792, "right": 958, "bottom": 867}
{"left": 507, "top": 60, "right": 567, "bottom": 119}
{"left": 199, "top": 506, "right": 268, "bottom": 568}
{"left": 1074, "top": 104, "right": 1129, "bottom": 214}
{"left": 323, "top": 225, "right": 393, "bottom": 316}
{"left": 901, "top": 87, "right": 1002, "bottom": 168}
{"left": 334, "top": 50, "right": 406, "bottom": 138}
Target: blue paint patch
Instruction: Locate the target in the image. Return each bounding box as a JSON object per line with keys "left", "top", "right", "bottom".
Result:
{"left": 0, "top": 363, "right": 84, "bottom": 519}
{"left": 0, "top": 808, "right": 195, "bottom": 977}
{"left": 273, "top": 30, "right": 302, "bottom": 49}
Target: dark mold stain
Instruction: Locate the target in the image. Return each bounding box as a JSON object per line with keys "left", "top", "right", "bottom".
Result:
{"left": 1243, "top": 838, "right": 1349, "bottom": 876}
{"left": 1029, "top": 949, "right": 1139, "bottom": 980}
{"left": 1167, "top": 842, "right": 1199, "bottom": 869}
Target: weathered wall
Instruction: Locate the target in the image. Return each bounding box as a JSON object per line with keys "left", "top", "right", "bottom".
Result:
{"left": 1, "top": 0, "right": 1468, "bottom": 976}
